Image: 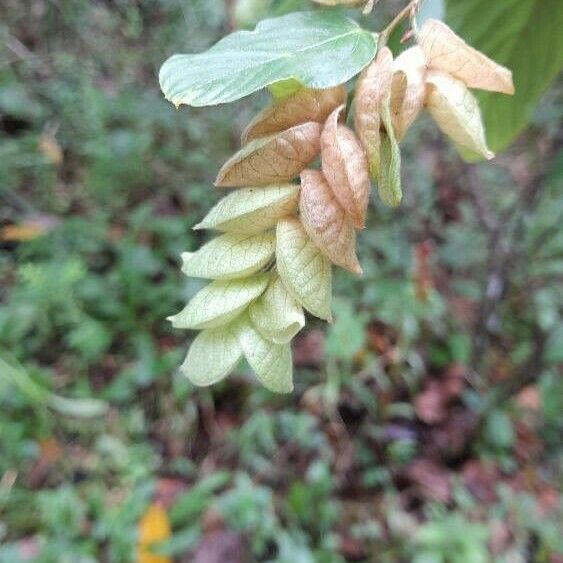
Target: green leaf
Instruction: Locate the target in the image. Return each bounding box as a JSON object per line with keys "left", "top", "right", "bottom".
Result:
{"left": 445, "top": 0, "right": 563, "bottom": 152}
{"left": 239, "top": 318, "right": 293, "bottom": 393}
{"left": 180, "top": 321, "right": 242, "bottom": 386}
{"left": 159, "top": 11, "right": 378, "bottom": 107}
{"left": 249, "top": 274, "right": 305, "bottom": 343}
{"left": 195, "top": 185, "right": 300, "bottom": 234}
{"left": 181, "top": 232, "right": 275, "bottom": 280}
{"left": 276, "top": 217, "right": 332, "bottom": 321}
{"left": 168, "top": 275, "right": 270, "bottom": 330}
{"left": 377, "top": 102, "right": 402, "bottom": 207}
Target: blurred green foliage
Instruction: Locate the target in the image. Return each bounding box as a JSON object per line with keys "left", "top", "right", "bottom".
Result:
{"left": 0, "top": 0, "right": 562, "bottom": 561}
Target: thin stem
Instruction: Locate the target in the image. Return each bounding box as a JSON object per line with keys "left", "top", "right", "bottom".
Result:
{"left": 380, "top": 0, "right": 423, "bottom": 45}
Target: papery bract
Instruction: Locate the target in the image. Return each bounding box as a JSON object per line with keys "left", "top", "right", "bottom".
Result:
{"left": 321, "top": 105, "right": 370, "bottom": 228}
{"left": 249, "top": 274, "right": 305, "bottom": 344}
{"left": 242, "top": 86, "right": 347, "bottom": 142}
{"left": 276, "top": 217, "right": 332, "bottom": 321}
{"left": 419, "top": 19, "right": 514, "bottom": 95}
{"left": 391, "top": 46, "right": 427, "bottom": 140}
{"left": 299, "top": 170, "right": 362, "bottom": 274}
{"left": 168, "top": 275, "right": 269, "bottom": 330}
{"left": 239, "top": 318, "right": 293, "bottom": 393}
{"left": 181, "top": 321, "right": 242, "bottom": 386}
{"left": 181, "top": 232, "right": 275, "bottom": 280}
{"left": 426, "top": 71, "right": 494, "bottom": 160}
{"left": 216, "top": 122, "right": 322, "bottom": 187}
{"left": 195, "top": 184, "right": 299, "bottom": 234}
{"left": 354, "top": 47, "right": 394, "bottom": 179}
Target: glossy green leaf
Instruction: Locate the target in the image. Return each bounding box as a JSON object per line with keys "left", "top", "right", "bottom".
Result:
{"left": 181, "top": 232, "right": 275, "bottom": 280}
{"left": 168, "top": 275, "right": 269, "bottom": 330}
{"left": 249, "top": 274, "right": 305, "bottom": 344}
{"left": 445, "top": 0, "right": 563, "bottom": 152}
{"left": 159, "top": 11, "right": 378, "bottom": 107}
{"left": 195, "top": 184, "right": 300, "bottom": 234}
{"left": 180, "top": 321, "right": 242, "bottom": 386}
{"left": 276, "top": 217, "right": 332, "bottom": 321}
{"left": 239, "top": 318, "right": 294, "bottom": 393}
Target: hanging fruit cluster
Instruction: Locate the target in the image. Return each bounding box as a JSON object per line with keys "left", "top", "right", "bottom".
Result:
{"left": 168, "top": 17, "right": 514, "bottom": 393}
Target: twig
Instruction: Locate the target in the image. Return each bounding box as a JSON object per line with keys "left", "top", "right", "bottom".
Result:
{"left": 380, "top": 0, "right": 423, "bottom": 45}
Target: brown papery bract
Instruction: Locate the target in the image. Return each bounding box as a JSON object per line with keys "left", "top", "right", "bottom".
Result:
{"left": 215, "top": 122, "right": 322, "bottom": 187}
{"left": 390, "top": 46, "right": 428, "bottom": 140}
{"left": 242, "top": 86, "right": 347, "bottom": 143}
{"left": 418, "top": 19, "right": 514, "bottom": 95}
{"left": 354, "top": 47, "right": 394, "bottom": 179}
{"left": 299, "top": 170, "right": 362, "bottom": 275}
{"left": 322, "top": 105, "right": 370, "bottom": 229}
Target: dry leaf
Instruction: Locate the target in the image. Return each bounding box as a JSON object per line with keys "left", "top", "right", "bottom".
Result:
{"left": 354, "top": 47, "right": 394, "bottom": 179}
{"left": 321, "top": 105, "right": 370, "bottom": 228}
{"left": 38, "top": 134, "right": 63, "bottom": 165}
{"left": 242, "top": 86, "right": 346, "bottom": 142}
{"left": 418, "top": 19, "right": 514, "bottom": 95}
{"left": 391, "top": 46, "right": 427, "bottom": 140}
{"left": 426, "top": 71, "right": 494, "bottom": 160}
{"left": 299, "top": 169, "right": 362, "bottom": 274}
{"left": 136, "top": 503, "right": 172, "bottom": 563}
{"left": 215, "top": 122, "right": 322, "bottom": 187}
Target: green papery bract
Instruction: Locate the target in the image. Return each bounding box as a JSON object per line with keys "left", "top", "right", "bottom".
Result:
{"left": 181, "top": 232, "right": 275, "bottom": 280}
{"left": 180, "top": 321, "right": 242, "bottom": 386}
{"left": 238, "top": 318, "right": 293, "bottom": 393}
{"left": 194, "top": 185, "right": 299, "bottom": 234}
{"left": 276, "top": 217, "right": 332, "bottom": 321}
{"left": 249, "top": 274, "right": 305, "bottom": 344}
{"left": 168, "top": 275, "right": 269, "bottom": 330}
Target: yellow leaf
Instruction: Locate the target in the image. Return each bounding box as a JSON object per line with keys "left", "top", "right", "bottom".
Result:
{"left": 242, "top": 86, "right": 346, "bottom": 143}
{"left": 418, "top": 19, "right": 514, "bottom": 95}
{"left": 136, "top": 503, "right": 171, "bottom": 563}
{"left": 299, "top": 170, "right": 361, "bottom": 274}
{"left": 354, "top": 47, "right": 394, "bottom": 179}
{"left": 215, "top": 122, "right": 322, "bottom": 187}
{"left": 321, "top": 105, "right": 370, "bottom": 229}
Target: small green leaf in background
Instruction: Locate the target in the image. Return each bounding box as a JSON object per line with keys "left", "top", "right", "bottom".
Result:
{"left": 445, "top": 0, "right": 563, "bottom": 152}
{"left": 159, "top": 10, "right": 377, "bottom": 107}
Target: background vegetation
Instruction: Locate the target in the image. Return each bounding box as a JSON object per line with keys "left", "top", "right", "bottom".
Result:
{"left": 1, "top": 0, "right": 561, "bottom": 561}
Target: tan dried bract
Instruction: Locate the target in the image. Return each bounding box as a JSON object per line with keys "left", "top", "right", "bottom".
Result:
{"left": 390, "top": 46, "right": 427, "bottom": 140}
{"left": 299, "top": 170, "right": 362, "bottom": 275}
{"left": 419, "top": 19, "right": 514, "bottom": 95}
{"left": 354, "top": 47, "right": 394, "bottom": 179}
{"left": 242, "top": 86, "right": 347, "bottom": 143}
{"left": 215, "top": 122, "right": 322, "bottom": 187}
{"left": 322, "top": 105, "right": 370, "bottom": 229}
